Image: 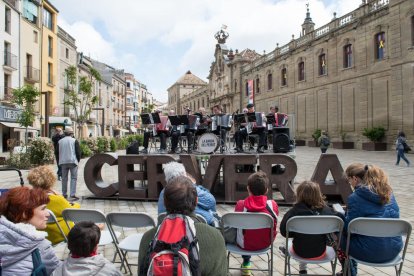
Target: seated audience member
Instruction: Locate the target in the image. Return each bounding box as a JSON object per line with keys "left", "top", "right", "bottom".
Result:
{"left": 28, "top": 165, "right": 80, "bottom": 245}
{"left": 0, "top": 187, "right": 61, "bottom": 275}
{"left": 139, "top": 175, "right": 227, "bottom": 275}
{"left": 233, "top": 171, "right": 279, "bottom": 276}
{"left": 340, "top": 163, "right": 403, "bottom": 276}
{"left": 52, "top": 221, "right": 122, "bottom": 276}
{"left": 158, "top": 161, "right": 219, "bottom": 226}
{"left": 279, "top": 181, "right": 343, "bottom": 275}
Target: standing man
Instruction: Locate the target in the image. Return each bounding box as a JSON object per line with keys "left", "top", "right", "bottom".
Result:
{"left": 52, "top": 127, "right": 64, "bottom": 180}
{"left": 57, "top": 126, "right": 81, "bottom": 200}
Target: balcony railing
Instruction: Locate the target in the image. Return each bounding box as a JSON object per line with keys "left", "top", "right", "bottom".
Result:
{"left": 0, "top": 87, "right": 14, "bottom": 102}
{"left": 3, "top": 51, "right": 18, "bottom": 70}
{"left": 25, "top": 66, "right": 40, "bottom": 83}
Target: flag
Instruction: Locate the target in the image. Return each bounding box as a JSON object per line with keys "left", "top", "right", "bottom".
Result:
{"left": 248, "top": 80, "right": 254, "bottom": 104}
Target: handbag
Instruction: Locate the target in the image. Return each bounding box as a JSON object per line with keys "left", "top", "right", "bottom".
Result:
{"left": 402, "top": 142, "right": 411, "bottom": 153}
{"left": 31, "top": 248, "right": 47, "bottom": 276}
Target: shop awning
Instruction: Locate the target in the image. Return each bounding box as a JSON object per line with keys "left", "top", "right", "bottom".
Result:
{"left": 119, "top": 128, "right": 129, "bottom": 133}
{"left": 0, "top": 122, "right": 39, "bottom": 133}
{"left": 48, "top": 116, "right": 72, "bottom": 125}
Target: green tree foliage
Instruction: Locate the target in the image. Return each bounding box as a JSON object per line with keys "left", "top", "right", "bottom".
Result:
{"left": 63, "top": 65, "right": 101, "bottom": 139}
{"left": 11, "top": 85, "right": 40, "bottom": 145}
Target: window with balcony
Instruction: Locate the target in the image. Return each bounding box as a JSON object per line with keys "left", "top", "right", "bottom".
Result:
{"left": 48, "top": 36, "right": 53, "bottom": 57}
{"left": 319, "top": 54, "right": 327, "bottom": 76}
{"left": 43, "top": 8, "right": 53, "bottom": 30}
{"left": 23, "top": 0, "right": 38, "bottom": 25}
{"left": 5, "top": 6, "right": 11, "bottom": 33}
{"left": 298, "top": 62, "right": 305, "bottom": 81}
{"left": 375, "top": 32, "right": 385, "bottom": 60}
{"left": 343, "top": 44, "right": 352, "bottom": 68}
{"left": 267, "top": 73, "right": 273, "bottom": 90}
{"left": 281, "top": 68, "right": 287, "bottom": 86}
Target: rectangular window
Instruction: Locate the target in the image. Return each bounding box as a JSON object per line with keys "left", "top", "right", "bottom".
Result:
{"left": 412, "top": 16, "right": 414, "bottom": 46}
{"left": 48, "top": 36, "right": 53, "bottom": 57}
{"left": 281, "top": 68, "right": 287, "bottom": 86}
{"left": 65, "top": 48, "right": 69, "bottom": 59}
{"left": 23, "top": 0, "right": 38, "bottom": 25}
{"left": 47, "top": 62, "right": 52, "bottom": 85}
{"left": 267, "top": 73, "right": 272, "bottom": 90}
{"left": 255, "top": 78, "right": 260, "bottom": 94}
{"left": 298, "top": 62, "right": 305, "bottom": 81}
{"left": 33, "top": 30, "right": 38, "bottom": 43}
{"left": 5, "top": 6, "right": 11, "bottom": 33}
{"left": 245, "top": 82, "right": 249, "bottom": 96}
{"left": 344, "top": 44, "right": 352, "bottom": 68}
{"left": 375, "top": 32, "right": 385, "bottom": 60}
{"left": 43, "top": 8, "right": 52, "bottom": 30}
{"left": 319, "top": 54, "right": 327, "bottom": 76}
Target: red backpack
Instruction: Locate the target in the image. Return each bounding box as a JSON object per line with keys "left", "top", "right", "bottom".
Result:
{"left": 141, "top": 214, "right": 201, "bottom": 276}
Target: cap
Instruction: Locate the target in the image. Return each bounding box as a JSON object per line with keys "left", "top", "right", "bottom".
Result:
{"left": 64, "top": 126, "right": 74, "bottom": 134}
{"left": 246, "top": 103, "right": 254, "bottom": 109}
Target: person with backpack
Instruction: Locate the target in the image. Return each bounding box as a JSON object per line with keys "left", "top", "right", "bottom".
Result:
{"left": 395, "top": 131, "right": 410, "bottom": 167}
{"left": 232, "top": 171, "right": 279, "bottom": 276}
{"left": 0, "top": 186, "right": 61, "bottom": 275}
{"left": 52, "top": 221, "right": 122, "bottom": 276}
{"left": 139, "top": 175, "right": 227, "bottom": 276}
{"left": 279, "top": 181, "right": 344, "bottom": 275}
{"left": 318, "top": 130, "right": 330, "bottom": 153}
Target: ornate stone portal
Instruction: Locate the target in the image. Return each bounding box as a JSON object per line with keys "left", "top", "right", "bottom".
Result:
{"left": 84, "top": 153, "right": 352, "bottom": 204}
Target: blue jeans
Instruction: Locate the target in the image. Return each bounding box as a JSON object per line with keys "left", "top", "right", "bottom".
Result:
{"left": 61, "top": 163, "right": 78, "bottom": 197}
{"left": 396, "top": 148, "right": 410, "bottom": 166}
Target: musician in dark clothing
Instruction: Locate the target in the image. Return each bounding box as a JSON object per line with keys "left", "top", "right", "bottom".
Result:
{"left": 235, "top": 103, "right": 266, "bottom": 153}
{"left": 52, "top": 127, "right": 64, "bottom": 180}
{"left": 141, "top": 110, "right": 168, "bottom": 154}
{"left": 167, "top": 110, "right": 181, "bottom": 154}
{"left": 211, "top": 104, "right": 229, "bottom": 153}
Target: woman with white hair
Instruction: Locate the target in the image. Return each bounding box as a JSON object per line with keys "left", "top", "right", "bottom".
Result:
{"left": 158, "top": 162, "right": 219, "bottom": 226}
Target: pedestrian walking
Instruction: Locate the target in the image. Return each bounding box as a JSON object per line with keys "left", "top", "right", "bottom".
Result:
{"left": 52, "top": 127, "right": 64, "bottom": 180}
{"left": 318, "top": 130, "right": 330, "bottom": 153}
{"left": 57, "top": 127, "right": 81, "bottom": 200}
{"left": 395, "top": 131, "right": 410, "bottom": 167}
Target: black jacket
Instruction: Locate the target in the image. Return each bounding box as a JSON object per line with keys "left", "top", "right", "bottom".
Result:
{"left": 280, "top": 202, "right": 343, "bottom": 258}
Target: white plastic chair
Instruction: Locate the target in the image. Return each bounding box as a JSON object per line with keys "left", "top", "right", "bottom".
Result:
{"left": 106, "top": 212, "right": 156, "bottom": 275}
{"left": 221, "top": 212, "right": 275, "bottom": 275}
{"left": 344, "top": 218, "right": 412, "bottom": 276}
{"left": 283, "top": 215, "right": 344, "bottom": 276}
{"left": 46, "top": 209, "right": 68, "bottom": 243}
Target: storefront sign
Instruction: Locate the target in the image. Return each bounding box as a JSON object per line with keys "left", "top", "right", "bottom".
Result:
{"left": 0, "top": 107, "right": 21, "bottom": 122}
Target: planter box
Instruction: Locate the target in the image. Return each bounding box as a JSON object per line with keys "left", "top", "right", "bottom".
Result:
{"left": 332, "top": 141, "right": 354, "bottom": 149}
{"left": 307, "top": 140, "right": 318, "bottom": 147}
{"left": 295, "top": 139, "right": 306, "bottom": 146}
{"left": 362, "top": 142, "right": 387, "bottom": 151}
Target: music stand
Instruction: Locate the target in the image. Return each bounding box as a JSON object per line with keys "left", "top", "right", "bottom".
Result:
{"left": 266, "top": 115, "right": 276, "bottom": 125}
{"left": 168, "top": 115, "right": 181, "bottom": 126}
{"left": 151, "top": 112, "right": 161, "bottom": 124}
{"left": 177, "top": 115, "right": 189, "bottom": 125}
{"left": 140, "top": 113, "right": 152, "bottom": 125}
{"left": 234, "top": 114, "right": 246, "bottom": 124}
{"left": 247, "top": 112, "right": 257, "bottom": 122}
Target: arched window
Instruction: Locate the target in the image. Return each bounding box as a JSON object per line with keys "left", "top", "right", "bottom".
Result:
{"left": 375, "top": 32, "right": 385, "bottom": 60}
{"left": 319, "top": 54, "right": 327, "bottom": 75}
{"left": 281, "top": 68, "right": 287, "bottom": 86}
{"left": 298, "top": 62, "right": 305, "bottom": 81}
{"left": 343, "top": 44, "right": 352, "bottom": 68}
{"left": 267, "top": 73, "right": 273, "bottom": 90}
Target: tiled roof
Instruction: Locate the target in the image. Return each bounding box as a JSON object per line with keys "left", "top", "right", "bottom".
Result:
{"left": 238, "top": 49, "right": 261, "bottom": 61}
{"left": 175, "top": 70, "right": 207, "bottom": 85}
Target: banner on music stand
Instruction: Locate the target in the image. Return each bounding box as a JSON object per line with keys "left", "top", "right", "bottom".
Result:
{"left": 248, "top": 79, "right": 254, "bottom": 104}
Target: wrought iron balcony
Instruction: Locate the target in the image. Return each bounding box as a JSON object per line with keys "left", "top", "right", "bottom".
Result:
{"left": 3, "top": 51, "right": 17, "bottom": 70}
{"left": 25, "top": 66, "right": 40, "bottom": 83}
{"left": 0, "top": 87, "right": 14, "bottom": 102}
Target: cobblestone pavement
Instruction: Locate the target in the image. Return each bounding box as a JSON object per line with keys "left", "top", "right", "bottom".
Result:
{"left": 0, "top": 146, "right": 413, "bottom": 275}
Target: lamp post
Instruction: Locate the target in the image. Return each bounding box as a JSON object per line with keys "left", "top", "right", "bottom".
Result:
{"left": 92, "top": 107, "right": 105, "bottom": 136}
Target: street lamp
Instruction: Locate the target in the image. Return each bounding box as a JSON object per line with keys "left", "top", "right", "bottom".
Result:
{"left": 92, "top": 107, "right": 105, "bottom": 136}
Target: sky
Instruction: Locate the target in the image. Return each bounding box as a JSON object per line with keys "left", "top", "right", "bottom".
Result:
{"left": 50, "top": 0, "right": 361, "bottom": 102}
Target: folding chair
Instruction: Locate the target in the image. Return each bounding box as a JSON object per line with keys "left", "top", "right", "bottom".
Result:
{"left": 106, "top": 212, "right": 156, "bottom": 275}
{"left": 221, "top": 212, "right": 274, "bottom": 275}
{"left": 344, "top": 218, "right": 412, "bottom": 276}
{"left": 62, "top": 209, "right": 121, "bottom": 256}
{"left": 157, "top": 212, "right": 207, "bottom": 225}
{"left": 283, "top": 215, "right": 344, "bottom": 276}
{"left": 46, "top": 209, "right": 68, "bottom": 243}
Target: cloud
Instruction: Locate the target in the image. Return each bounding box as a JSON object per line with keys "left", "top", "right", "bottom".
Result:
{"left": 52, "top": 0, "right": 362, "bottom": 102}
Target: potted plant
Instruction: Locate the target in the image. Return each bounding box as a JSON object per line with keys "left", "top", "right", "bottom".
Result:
{"left": 308, "top": 129, "right": 321, "bottom": 147}
{"left": 333, "top": 131, "right": 354, "bottom": 149}
{"left": 362, "top": 126, "right": 386, "bottom": 151}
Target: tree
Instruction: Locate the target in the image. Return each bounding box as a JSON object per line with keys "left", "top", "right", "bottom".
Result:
{"left": 64, "top": 65, "right": 101, "bottom": 139}
{"left": 12, "top": 85, "right": 40, "bottom": 145}
{"left": 142, "top": 103, "right": 155, "bottom": 114}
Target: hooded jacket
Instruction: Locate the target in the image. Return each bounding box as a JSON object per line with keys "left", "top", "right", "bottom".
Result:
{"left": 0, "top": 216, "right": 60, "bottom": 275}
{"left": 51, "top": 255, "right": 122, "bottom": 276}
{"left": 344, "top": 185, "right": 403, "bottom": 263}
{"left": 235, "top": 195, "right": 279, "bottom": 251}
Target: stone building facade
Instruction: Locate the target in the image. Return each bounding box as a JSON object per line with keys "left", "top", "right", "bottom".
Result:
{"left": 170, "top": 0, "right": 414, "bottom": 149}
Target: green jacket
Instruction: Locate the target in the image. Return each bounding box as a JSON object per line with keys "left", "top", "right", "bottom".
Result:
{"left": 138, "top": 221, "right": 228, "bottom": 276}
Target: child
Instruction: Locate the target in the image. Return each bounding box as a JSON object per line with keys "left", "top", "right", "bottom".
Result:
{"left": 279, "top": 181, "right": 343, "bottom": 275}
{"left": 52, "top": 221, "right": 122, "bottom": 276}
{"left": 234, "top": 171, "right": 279, "bottom": 276}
